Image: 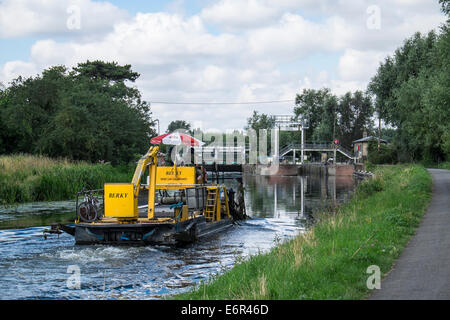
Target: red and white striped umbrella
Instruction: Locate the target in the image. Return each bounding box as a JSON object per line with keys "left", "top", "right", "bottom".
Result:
{"left": 150, "top": 132, "right": 205, "bottom": 146}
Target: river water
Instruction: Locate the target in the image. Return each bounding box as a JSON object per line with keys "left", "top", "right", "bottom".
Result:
{"left": 0, "top": 174, "right": 357, "bottom": 300}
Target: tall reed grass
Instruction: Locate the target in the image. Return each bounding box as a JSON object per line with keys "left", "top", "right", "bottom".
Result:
{"left": 0, "top": 154, "right": 133, "bottom": 204}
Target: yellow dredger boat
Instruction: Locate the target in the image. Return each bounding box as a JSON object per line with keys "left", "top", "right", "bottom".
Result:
{"left": 60, "top": 144, "right": 245, "bottom": 245}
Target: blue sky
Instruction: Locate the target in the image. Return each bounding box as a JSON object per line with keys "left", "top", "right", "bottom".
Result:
{"left": 0, "top": 0, "right": 446, "bottom": 131}
{"left": 0, "top": 38, "right": 34, "bottom": 64}
{"left": 107, "top": 0, "right": 203, "bottom": 15}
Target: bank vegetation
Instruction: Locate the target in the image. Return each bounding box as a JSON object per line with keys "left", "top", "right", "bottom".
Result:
{"left": 0, "top": 154, "right": 133, "bottom": 205}
{"left": 176, "top": 165, "right": 432, "bottom": 299}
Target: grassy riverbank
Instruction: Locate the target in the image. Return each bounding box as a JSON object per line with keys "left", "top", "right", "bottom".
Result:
{"left": 425, "top": 161, "right": 450, "bottom": 170}
{"left": 0, "top": 154, "right": 133, "bottom": 205}
{"left": 176, "top": 165, "right": 432, "bottom": 300}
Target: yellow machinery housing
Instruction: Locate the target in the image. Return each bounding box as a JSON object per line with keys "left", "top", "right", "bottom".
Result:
{"left": 104, "top": 183, "right": 137, "bottom": 218}
{"left": 103, "top": 145, "right": 230, "bottom": 223}
{"left": 156, "top": 166, "right": 196, "bottom": 188}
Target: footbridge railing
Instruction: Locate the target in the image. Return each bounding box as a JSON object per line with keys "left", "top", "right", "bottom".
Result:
{"left": 279, "top": 143, "right": 356, "bottom": 160}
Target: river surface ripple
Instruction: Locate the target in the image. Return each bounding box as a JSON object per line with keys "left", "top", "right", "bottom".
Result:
{"left": 0, "top": 174, "right": 357, "bottom": 299}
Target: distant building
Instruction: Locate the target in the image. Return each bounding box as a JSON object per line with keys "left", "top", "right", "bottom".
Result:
{"left": 353, "top": 136, "right": 388, "bottom": 161}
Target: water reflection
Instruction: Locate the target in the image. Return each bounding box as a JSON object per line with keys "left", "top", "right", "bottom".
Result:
{"left": 245, "top": 174, "right": 356, "bottom": 221}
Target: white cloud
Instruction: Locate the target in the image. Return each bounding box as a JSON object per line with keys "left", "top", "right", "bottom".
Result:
{"left": 338, "top": 49, "right": 389, "bottom": 82}
{"left": 201, "top": 0, "right": 282, "bottom": 30}
{"left": 0, "top": 0, "right": 446, "bottom": 131}
{"left": 21, "top": 12, "right": 243, "bottom": 72}
{"left": 0, "top": 61, "right": 38, "bottom": 82}
{"left": 0, "top": 0, "right": 128, "bottom": 38}
{"left": 246, "top": 13, "right": 331, "bottom": 60}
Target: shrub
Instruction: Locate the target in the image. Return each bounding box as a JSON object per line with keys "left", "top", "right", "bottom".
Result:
{"left": 0, "top": 155, "right": 133, "bottom": 204}
{"left": 368, "top": 141, "right": 398, "bottom": 164}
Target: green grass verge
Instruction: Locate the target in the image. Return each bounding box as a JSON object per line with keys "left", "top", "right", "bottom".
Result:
{"left": 0, "top": 154, "right": 134, "bottom": 205}
{"left": 425, "top": 161, "right": 450, "bottom": 170}
{"left": 175, "top": 164, "right": 432, "bottom": 300}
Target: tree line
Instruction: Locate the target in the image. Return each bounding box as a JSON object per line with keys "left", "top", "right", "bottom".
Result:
{"left": 246, "top": 89, "right": 374, "bottom": 154}
{"left": 0, "top": 61, "right": 155, "bottom": 165}
{"left": 368, "top": 6, "right": 449, "bottom": 163}
{"left": 0, "top": 1, "right": 448, "bottom": 166}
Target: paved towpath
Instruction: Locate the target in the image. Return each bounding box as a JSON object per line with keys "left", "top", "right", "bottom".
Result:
{"left": 370, "top": 169, "right": 450, "bottom": 300}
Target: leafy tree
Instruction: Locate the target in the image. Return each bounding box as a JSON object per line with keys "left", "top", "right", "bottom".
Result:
{"left": 0, "top": 82, "right": 8, "bottom": 153}
{"left": 367, "top": 56, "right": 396, "bottom": 146}
{"left": 292, "top": 88, "right": 372, "bottom": 149}
{"left": 245, "top": 111, "right": 275, "bottom": 154}
{"left": 440, "top": 0, "right": 450, "bottom": 18}
{"left": 245, "top": 111, "right": 275, "bottom": 131}
{"left": 368, "top": 141, "right": 398, "bottom": 164}
{"left": 379, "top": 128, "right": 397, "bottom": 142}
{"left": 368, "top": 12, "right": 450, "bottom": 163}
{"left": 313, "top": 94, "right": 339, "bottom": 143}
{"left": 294, "top": 88, "right": 333, "bottom": 140}
{"left": 73, "top": 60, "right": 139, "bottom": 82}
{"left": 337, "top": 91, "right": 374, "bottom": 149}
{"left": 0, "top": 61, "right": 156, "bottom": 164}
{"left": 1, "top": 67, "right": 70, "bottom": 154}
{"left": 166, "top": 120, "right": 192, "bottom": 133}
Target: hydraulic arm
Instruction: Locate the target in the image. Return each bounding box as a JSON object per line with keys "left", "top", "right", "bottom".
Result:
{"left": 131, "top": 145, "right": 159, "bottom": 219}
{"left": 103, "top": 145, "right": 159, "bottom": 220}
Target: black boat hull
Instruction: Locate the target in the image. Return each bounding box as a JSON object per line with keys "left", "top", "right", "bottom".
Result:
{"left": 62, "top": 217, "right": 233, "bottom": 245}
